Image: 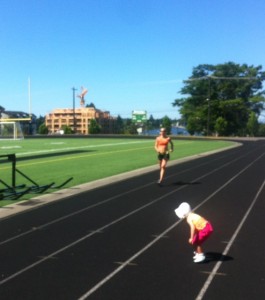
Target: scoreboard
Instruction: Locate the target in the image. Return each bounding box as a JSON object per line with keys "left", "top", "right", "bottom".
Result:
{"left": 132, "top": 110, "right": 147, "bottom": 123}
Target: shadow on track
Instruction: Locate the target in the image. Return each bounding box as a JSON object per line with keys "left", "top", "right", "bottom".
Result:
{"left": 172, "top": 181, "right": 202, "bottom": 186}
{"left": 205, "top": 252, "right": 234, "bottom": 263}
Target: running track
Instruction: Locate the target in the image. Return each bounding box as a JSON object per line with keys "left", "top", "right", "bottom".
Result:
{"left": 0, "top": 139, "right": 265, "bottom": 300}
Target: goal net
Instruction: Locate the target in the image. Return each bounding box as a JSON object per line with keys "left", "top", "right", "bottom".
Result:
{"left": 0, "top": 122, "right": 24, "bottom": 140}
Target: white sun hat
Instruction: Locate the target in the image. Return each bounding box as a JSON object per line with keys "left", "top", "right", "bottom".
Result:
{"left": 174, "top": 202, "right": 191, "bottom": 219}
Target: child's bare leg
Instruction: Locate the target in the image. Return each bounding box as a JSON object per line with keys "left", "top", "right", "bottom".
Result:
{"left": 196, "top": 245, "right": 203, "bottom": 254}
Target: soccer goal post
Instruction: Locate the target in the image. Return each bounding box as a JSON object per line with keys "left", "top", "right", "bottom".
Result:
{"left": 0, "top": 122, "right": 24, "bottom": 140}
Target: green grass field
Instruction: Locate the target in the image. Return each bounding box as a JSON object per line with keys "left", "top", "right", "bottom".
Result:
{"left": 0, "top": 137, "right": 237, "bottom": 206}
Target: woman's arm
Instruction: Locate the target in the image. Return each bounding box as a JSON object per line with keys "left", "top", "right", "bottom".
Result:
{"left": 169, "top": 139, "right": 174, "bottom": 152}
{"left": 154, "top": 138, "right": 159, "bottom": 152}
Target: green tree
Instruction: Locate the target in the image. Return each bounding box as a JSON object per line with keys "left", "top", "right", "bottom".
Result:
{"left": 146, "top": 114, "right": 154, "bottom": 131}
{"left": 214, "top": 117, "right": 228, "bottom": 136}
{"left": 61, "top": 125, "right": 73, "bottom": 134}
{"left": 173, "top": 62, "right": 265, "bottom": 136}
{"left": 89, "top": 119, "right": 101, "bottom": 134}
{"left": 246, "top": 112, "right": 259, "bottom": 136}
{"left": 36, "top": 115, "right": 45, "bottom": 131}
{"left": 258, "top": 123, "right": 265, "bottom": 136}
{"left": 161, "top": 116, "right": 172, "bottom": 134}
{"left": 186, "top": 115, "right": 203, "bottom": 135}
{"left": 38, "top": 123, "right": 49, "bottom": 134}
{"left": 114, "top": 115, "right": 124, "bottom": 134}
{"left": 123, "top": 119, "right": 137, "bottom": 134}
{"left": 0, "top": 105, "right": 5, "bottom": 118}
{"left": 86, "top": 103, "right": 96, "bottom": 108}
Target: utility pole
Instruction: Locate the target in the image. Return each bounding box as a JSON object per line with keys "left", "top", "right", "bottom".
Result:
{"left": 72, "top": 87, "right": 77, "bottom": 133}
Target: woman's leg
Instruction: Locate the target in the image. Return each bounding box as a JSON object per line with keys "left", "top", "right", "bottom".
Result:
{"left": 159, "top": 159, "right": 167, "bottom": 182}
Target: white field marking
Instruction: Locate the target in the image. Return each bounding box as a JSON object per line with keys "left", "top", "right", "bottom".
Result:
{"left": 50, "top": 142, "right": 66, "bottom": 145}
{"left": 16, "top": 141, "right": 152, "bottom": 157}
{"left": 0, "top": 140, "right": 231, "bottom": 170}
{"left": 0, "top": 145, "right": 153, "bottom": 171}
{"left": 195, "top": 179, "right": 265, "bottom": 300}
{"left": 0, "top": 144, "right": 255, "bottom": 286}
{"left": 12, "top": 146, "right": 153, "bottom": 170}
{"left": 0, "top": 144, "right": 247, "bottom": 246}
{"left": 15, "top": 140, "right": 196, "bottom": 157}
{"left": 0, "top": 146, "right": 22, "bottom": 149}
{"left": 77, "top": 152, "right": 265, "bottom": 299}
{"left": 0, "top": 141, "right": 237, "bottom": 172}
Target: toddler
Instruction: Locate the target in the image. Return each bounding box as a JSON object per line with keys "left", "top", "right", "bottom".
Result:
{"left": 175, "top": 202, "right": 213, "bottom": 263}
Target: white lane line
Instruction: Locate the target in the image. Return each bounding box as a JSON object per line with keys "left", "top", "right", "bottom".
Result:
{"left": 77, "top": 153, "right": 265, "bottom": 299}
{"left": 0, "top": 185, "right": 185, "bottom": 286}
{"left": 0, "top": 183, "right": 152, "bottom": 246}
{"left": 195, "top": 179, "right": 265, "bottom": 300}
{"left": 0, "top": 158, "right": 237, "bottom": 286}
{"left": 78, "top": 221, "right": 182, "bottom": 300}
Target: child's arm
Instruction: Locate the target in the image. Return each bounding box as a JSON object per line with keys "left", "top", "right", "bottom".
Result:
{"left": 187, "top": 216, "right": 195, "bottom": 244}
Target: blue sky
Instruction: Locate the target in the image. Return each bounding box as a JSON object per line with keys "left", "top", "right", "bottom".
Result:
{"left": 1, "top": 0, "right": 264, "bottom": 120}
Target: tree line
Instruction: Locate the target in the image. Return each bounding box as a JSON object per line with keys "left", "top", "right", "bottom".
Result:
{"left": 37, "top": 102, "right": 175, "bottom": 135}
{"left": 172, "top": 62, "right": 265, "bottom": 136}
{"left": 37, "top": 114, "right": 175, "bottom": 135}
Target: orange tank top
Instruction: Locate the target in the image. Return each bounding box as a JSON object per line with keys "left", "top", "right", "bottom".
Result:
{"left": 157, "top": 137, "right": 170, "bottom": 146}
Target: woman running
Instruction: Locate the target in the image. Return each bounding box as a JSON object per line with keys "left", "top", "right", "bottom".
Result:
{"left": 154, "top": 128, "right": 174, "bottom": 184}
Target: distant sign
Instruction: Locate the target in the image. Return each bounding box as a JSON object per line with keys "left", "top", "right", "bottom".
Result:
{"left": 132, "top": 110, "right": 147, "bottom": 123}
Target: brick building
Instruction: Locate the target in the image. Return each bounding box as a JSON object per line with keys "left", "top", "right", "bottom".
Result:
{"left": 45, "top": 107, "right": 115, "bottom": 134}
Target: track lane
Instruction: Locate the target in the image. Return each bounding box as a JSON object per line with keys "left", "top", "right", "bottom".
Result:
{"left": 0, "top": 140, "right": 264, "bottom": 299}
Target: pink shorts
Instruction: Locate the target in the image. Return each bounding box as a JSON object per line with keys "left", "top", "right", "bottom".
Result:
{"left": 192, "top": 222, "right": 213, "bottom": 245}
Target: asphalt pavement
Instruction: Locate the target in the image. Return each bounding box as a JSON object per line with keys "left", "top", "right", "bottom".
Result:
{"left": 0, "top": 139, "right": 264, "bottom": 300}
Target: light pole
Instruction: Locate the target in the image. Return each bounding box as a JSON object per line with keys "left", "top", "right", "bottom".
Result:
{"left": 72, "top": 87, "right": 77, "bottom": 133}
